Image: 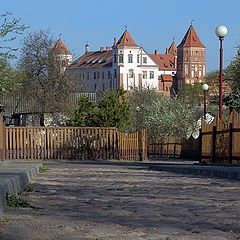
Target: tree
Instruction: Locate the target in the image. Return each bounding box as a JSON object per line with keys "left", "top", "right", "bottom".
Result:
{"left": 97, "top": 88, "right": 131, "bottom": 129}
{"left": 128, "top": 89, "right": 198, "bottom": 140}
{"left": 178, "top": 83, "right": 203, "bottom": 106}
{"left": 69, "top": 89, "right": 131, "bottom": 130}
{"left": 68, "top": 96, "right": 99, "bottom": 127}
{"left": 0, "top": 12, "right": 27, "bottom": 97}
{"left": 18, "top": 30, "right": 75, "bottom": 126}
{"left": 0, "top": 12, "right": 27, "bottom": 60}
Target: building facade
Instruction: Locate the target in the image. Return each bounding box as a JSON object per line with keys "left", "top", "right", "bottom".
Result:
{"left": 176, "top": 25, "right": 206, "bottom": 90}
{"left": 68, "top": 30, "right": 177, "bottom": 95}
{"left": 64, "top": 25, "right": 205, "bottom": 95}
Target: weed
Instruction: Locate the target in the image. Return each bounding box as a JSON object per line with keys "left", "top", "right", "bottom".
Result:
{"left": 6, "top": 193, "right": 36, "bottom": 209}
{"left": 39, "top": 166, "right": 49, "bottom": 173}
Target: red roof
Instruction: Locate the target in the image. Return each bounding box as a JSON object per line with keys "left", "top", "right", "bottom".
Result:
{"left": 178, "top": 25, "right": 205, "bottom": 48}
{"left": 69, "top": 50, "right": 113, "bottom": 69}
{"left": 52, "top": 38, "right": 72, "bottom": 55}
{"left": 161, "top": 74, "right": 173, "bottom": 82}
{"left": 150, "top": 53, "right": 176, "bottom": 71}
{"left": 116, "top": 30, "right": 138, "bottom": 47}
{"left": 168, "top": 42, "right": 177, "bottom": 55}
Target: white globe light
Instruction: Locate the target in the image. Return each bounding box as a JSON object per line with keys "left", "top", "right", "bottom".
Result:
{"left": 202, "top": 83, "right": 209, "bottom": 91}
{"left": 215, "top": 25, "right": 228, "bottom": 38}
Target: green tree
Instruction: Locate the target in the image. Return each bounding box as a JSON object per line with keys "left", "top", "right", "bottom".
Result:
{"left": 69, "top": 89, "right": 131, "bottom": 130}
{"left": 68, "top": 96, "right": 98, "bottom": 127}
{"left": 0, "top": 12, "right": 27, "bottom": 60}
{"left": 97, "top": 88, "right": 131, "bottom": 129}
{"left": 128, "top": 89, "right": 198, "bottom": 140}
{"left": 0, "top": 12, "right": 27, "bottom": 98}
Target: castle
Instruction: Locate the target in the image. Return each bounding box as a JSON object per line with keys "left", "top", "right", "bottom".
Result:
{"left": 52, "top": 25, "right": 206, "bottom": 95}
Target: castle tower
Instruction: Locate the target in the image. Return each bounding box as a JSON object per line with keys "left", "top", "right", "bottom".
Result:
{"left": 177, "top": 25, "right": 206, "bottom": 90}
{"left": 52, "top": 38, "right": 72, "bottom": 71}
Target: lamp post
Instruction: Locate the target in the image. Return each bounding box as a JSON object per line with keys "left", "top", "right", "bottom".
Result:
{"left": 215, "top": 25, "right": 228, "bottom": 122}
{"left": 202, "top": 83, "right": 209, "bottom": 120}
{"left": 136, "top": 106, "right": 140, "bottom": 131}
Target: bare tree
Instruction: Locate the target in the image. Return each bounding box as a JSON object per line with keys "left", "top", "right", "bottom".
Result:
{"left": 18, "top": 30, "right": 75, "bottom": 126}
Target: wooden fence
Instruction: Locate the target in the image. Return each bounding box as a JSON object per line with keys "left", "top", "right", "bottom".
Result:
{"left": 0, "top": 121, "right": 147, "bottom": 161}
{"left": 148, "top": 136, "right": 199, "bottom": 160}
{"left": 200, "top": 111, "right": 240, "bottom": 164}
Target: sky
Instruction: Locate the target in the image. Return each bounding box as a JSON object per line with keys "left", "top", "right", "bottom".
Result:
{"left": 1, "top": 0, "right": 240, "bottom": 72}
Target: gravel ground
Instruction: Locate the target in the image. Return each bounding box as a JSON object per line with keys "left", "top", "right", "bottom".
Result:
{"left": 0, "top": 161, "right": 240, "bottom": 240}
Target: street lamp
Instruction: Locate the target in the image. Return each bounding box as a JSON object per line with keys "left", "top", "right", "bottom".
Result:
{"left": 202, "top": 83, "right": 209, "bottom": 120}
{"left": 215, "top": 25, "right": 228, "bottom": 122}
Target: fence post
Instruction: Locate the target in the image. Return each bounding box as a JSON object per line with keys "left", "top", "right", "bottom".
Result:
{"left": 211, "top": 126, "right": 217, "bottom": 163}
{"left": 228, "top": 123, "right": 233, "bottom": 164}
{"left": 138, "top": 130, "right": 143, "bottom": 161}
{"left": 199, "top": 129, "right": 202, "bottom": 163}
{"left": 0, "top": 113, "right": 5, "bottom": 160}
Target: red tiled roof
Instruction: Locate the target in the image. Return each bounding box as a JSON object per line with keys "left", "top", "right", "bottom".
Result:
{"left": 178, "top": 25, "right": 205, "bottom": 48}
{"left": 161, "top": 74, "right": 173, "bottom": 82}
{"left": 52, "top": 38, "right": 72, "bottom": 55}
{"left": 69, "top": 50, "right": 113, "bottom": 69}
{"left": 168, "top": 42, "right": 177, "bottom": 55}
{"left": 149, "top": 53, "right": 176, "bottom": 71}
{"left": 116, "top": 30, "right": 138, "bottom": 47}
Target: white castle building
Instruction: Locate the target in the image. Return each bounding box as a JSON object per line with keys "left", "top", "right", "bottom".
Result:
{"left": 67, "top": 30, "right": 177, "bottom": 95}
{"left": 53, "top": 26, "right": 205, "bottom": 95}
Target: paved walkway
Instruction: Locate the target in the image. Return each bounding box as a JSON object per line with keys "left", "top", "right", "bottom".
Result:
{"left": 0, "top": 160, "right": 240, "bottom": 240}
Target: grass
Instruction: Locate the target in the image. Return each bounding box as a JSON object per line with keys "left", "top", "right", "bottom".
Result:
{"left": 39, "top": 166, "right": 49, "bottom": 173}
{"left": 6, "top": 193, "right": 36, "bottom": 209}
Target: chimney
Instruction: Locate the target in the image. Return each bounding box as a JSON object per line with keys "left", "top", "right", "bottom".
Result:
{"left": 100, "top": 47, "right": 105, "bottom": 52}
{"left": 154, "top": 50, "right": 158, "bottom": 55}
{"left": 114, "top": 37, "right": 116, "bottom": 46}
{"left": 165, "top": 48, "right": 168, "bottom": 54}
{"left": 106, "top": 47, "right": 111, "bottom": 51}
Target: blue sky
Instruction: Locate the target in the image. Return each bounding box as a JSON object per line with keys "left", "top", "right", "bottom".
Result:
{"left": 1, "top": 0, "right": 240, "bottom": 72}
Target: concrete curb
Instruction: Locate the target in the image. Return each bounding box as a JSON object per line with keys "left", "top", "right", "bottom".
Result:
{"left": 0, "top": 162, "right": 42, "bottom": 212}
{"left": 149, "top": 164, "right": 240, "bottom": 181}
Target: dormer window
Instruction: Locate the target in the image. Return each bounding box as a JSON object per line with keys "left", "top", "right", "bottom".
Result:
{"left": 143, "top": 57, "right": 147, "bottom": 64}
{"left": 128, "top": 54, "right": 133, "bottom": 63}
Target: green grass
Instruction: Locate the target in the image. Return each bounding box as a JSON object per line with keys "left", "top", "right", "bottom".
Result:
{"left": 6, "top": 193, "right": 36, "bottom": 209}
{"left": 39, "top": 166, "right": 49, "bottom": 173}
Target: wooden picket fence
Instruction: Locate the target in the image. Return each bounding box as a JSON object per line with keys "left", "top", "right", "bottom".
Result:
{"left": 200, "top": 111, "right": 240, "bottom": 164}
{"left": 0, "top": 121, "right": 147, "bottom": 161}
{"left": 148, "top": 136, "right": 199, "bottom": 160}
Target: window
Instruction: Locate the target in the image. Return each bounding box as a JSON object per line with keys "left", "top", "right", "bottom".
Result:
{"left": 82, "top": 73, "right": 85, "bottom": 80}
{"left": 119, "top": 54, "right": 123, "bottom": 63}
{"left": 102, "top": 83, "right": 105, "bottom": 91}
{"left": 97, "top": 72, "right": 99, "bottom": 79}
{"left": 128, "top": 54, "right": 133, "bottom": 63}
{"left": 114, "top": 69, "right": 117, "bottom": 78}
{"left": 129, "top": 69, "right": 134, "bottom": 78}
{"left": 143, "top": 57, "right": 147, "bottom": 64}
{"left": 149, "top": 71, "right": 154, "bottom": 79}
{"left": 143, "top": 71, "right": 147, "bottom": 79}
{"left": 137, "top": 54, "right": 140, "bottom": 63}
{"left": 102, "top": 72, "right": 105, "bottom": 79}
{"left": 108, "top": 71, "right": 111, "bottom": 79}
{"left": 94, "top": 84, "right": 97, "bottom": 91}
{"left": 94, "top": 72, "right": 96, "bottom": 79}
{"left": 114, "top": 54, "right": 117, "bottom": 63}
{"left": 79, "top": 73, "right": 82, "bottom": 80}
{"left": 87, "top": 72, "right": 89, "bottom": 80}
